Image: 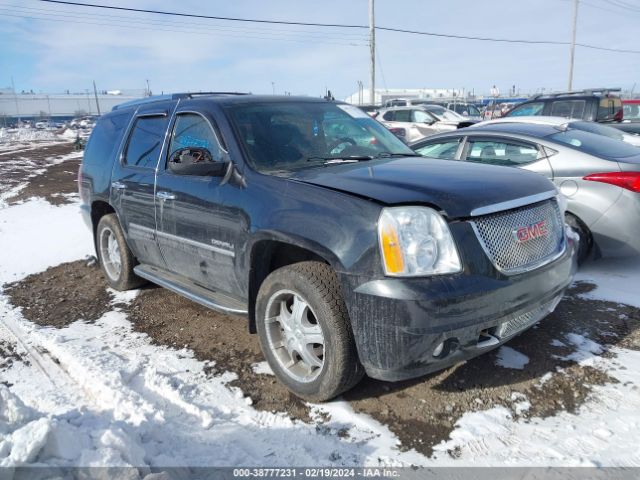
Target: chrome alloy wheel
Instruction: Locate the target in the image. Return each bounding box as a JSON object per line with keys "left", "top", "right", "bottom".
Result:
{"left": 264, "top": 289, "right": 325, "bottom": 383}
{"left": 99, "top": 227, "right": 121, "bottom": 281}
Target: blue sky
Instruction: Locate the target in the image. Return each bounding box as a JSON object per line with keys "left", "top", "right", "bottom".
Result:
{"left": 1, "top": 0, "right": 639, "bottom": 99}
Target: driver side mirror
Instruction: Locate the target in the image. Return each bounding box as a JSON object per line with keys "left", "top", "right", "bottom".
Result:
{"left": 168, "top": 147, "right": 228, "bottom": 177}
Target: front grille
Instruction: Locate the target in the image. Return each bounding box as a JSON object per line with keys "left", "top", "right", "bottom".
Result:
{"left": 496, "top": 296, "right": 561, "bottom": 339}
{"left": 471, "top": 199, "right": 565, "bottom": 274}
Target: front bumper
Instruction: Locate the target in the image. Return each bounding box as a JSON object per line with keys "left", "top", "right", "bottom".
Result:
{"left": 339, "top": 235, "right": 578, "bottom": 382}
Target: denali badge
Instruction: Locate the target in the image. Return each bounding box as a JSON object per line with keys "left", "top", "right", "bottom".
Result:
{"left": 513, "top": 220, "right": 549, "bottom": 243}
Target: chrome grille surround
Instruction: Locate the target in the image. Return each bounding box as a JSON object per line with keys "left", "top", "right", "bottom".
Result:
{"left": 471, "top": 199, "right": 565, "bottom": 275}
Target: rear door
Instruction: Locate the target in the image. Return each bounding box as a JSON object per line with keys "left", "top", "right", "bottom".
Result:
{"left": 461, "top": 136, "right": 554, "bottom": 178}
{"left": 110, "top": 103, "right": 173, "bottom": 268}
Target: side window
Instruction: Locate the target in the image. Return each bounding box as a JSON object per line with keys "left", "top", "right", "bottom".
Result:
{"left": 412, "top": 110, "right": 432, "bottom": 123}
{"left": 550, "top": 100, "right": 585, "bottom": 118}
{"left": 84, "top": 111, "right": 130, "bottom": 165}
{"left": 393, "top": 110, "right": 412, "bottom": 122}
{"left": 168, "top": 113, "right": 224, "bottom": 163}
{"left": 597, "top": 98, "right": 622, "bottom": 121}
{"left": 124, "top": 115, "right": 168, "bottom": 169}
{"left": 382, "top": 111, "right": 395, "bottom": 121}
{"left": 415, "top": 140, "right": 460, "bottom": 160}
{"left": 507, "top": 102, "right": 544, "bottom": 117}
{"left": 465, "top": 139, "right": 539, "bottom": 166}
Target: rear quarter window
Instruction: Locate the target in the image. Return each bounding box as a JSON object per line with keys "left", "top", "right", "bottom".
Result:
{"left": 597, "top": 98, "right": 623, "bottom": 122}
{"left": 83, "top": 112, "right": 131, "bottom": 165}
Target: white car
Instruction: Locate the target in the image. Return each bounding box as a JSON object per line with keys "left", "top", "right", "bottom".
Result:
{"left": 472, "top": 116, "right": 640, "bottom": 147}
{"left": 378, "top": 105, "right": 475, "bottom": 143}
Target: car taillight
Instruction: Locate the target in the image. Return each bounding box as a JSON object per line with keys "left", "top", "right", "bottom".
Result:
{"left": 388, "top": 127, "right": 406, "bottom": 138}
{"left": 584, "top": 172, "right": 640, "bottom": 192}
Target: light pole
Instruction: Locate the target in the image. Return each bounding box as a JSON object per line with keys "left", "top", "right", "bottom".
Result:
{"left": 568, "top": 0, "right": 579, "bottom": 91}
{"left": 369, "top": 0, "right": 375, "bottom": 105}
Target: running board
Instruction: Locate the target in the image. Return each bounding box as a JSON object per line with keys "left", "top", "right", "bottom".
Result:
{"left": 133, "top": 265, "right": 248, "bottom": 316}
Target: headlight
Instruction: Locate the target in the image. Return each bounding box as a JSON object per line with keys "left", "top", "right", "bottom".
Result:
{"left": 378, "top": 206, "right": 462, "bottom": 276}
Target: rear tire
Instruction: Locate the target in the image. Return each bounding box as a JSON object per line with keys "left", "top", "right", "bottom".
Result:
{"left": 256, "top": 261, "right": 364, "bottom": 402}
{"left": 96, "top": 214, "right": 145, "bottom": 290}
{"left": 565, "top": 213, "right": 592, "bottom": 264}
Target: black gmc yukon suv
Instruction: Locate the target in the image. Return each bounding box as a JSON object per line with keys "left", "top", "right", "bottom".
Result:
{"left": 79, "top": 93, "right": 577, "bottom": 401}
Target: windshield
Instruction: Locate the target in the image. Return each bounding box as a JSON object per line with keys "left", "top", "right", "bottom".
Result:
{"left": 227, "top": 101, "right": 414, "bottom": 172}
{"left": 568, "top": 121, "right": 625, "bottom": 142}
{"left": 422, "top": 105, "right": 464, "bottom": 121}
{"left": 547, "top": 129, "right": 639, "bottom": 159}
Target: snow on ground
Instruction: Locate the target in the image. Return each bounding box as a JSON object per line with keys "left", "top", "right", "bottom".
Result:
{"left": 494, "top": 346, "right": 530, "bottom": 370}
{"left": 0, "top": 128, "right": 59, "bottom": 145}
{"left": 575, "top": 257, "right": 640, "bottom": 308}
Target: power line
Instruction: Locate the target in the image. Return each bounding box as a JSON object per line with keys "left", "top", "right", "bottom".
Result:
{"left": 0, "top": 2, "right": 369, "bottom": 39}
{"left": 0, "top": 11, "right": 369, "bottom": 47}
{"left": 33, "top": 0, "right": 640, "bottom": 54}
{"left": 38, "top": 0, "right": 367, "bottom": 29}
{"left": 0, "top": 6, "right": 369, "bottom": 43}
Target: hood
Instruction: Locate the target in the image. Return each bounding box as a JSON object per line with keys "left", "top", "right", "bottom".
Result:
{"left": 290, "top": 157, "right": 556, "bottom": 219}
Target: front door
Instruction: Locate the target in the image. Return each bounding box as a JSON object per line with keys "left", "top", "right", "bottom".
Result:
{"left": 154, "top": 108, "right": 237, "bottom": 294}
{"left": 110, "top": 104, "right": 173, "bottom": 268}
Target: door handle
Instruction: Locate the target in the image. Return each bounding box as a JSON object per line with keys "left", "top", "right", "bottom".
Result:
{"left": 156, "top": 191, "right": 176, "bottom": 201}
{"left": 111, "top": 181, "right": 126, "bottom": 190}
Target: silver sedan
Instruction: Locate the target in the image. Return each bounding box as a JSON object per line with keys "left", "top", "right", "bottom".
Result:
{"left": 410, "top": 123, "right": 640, "bottom": 261}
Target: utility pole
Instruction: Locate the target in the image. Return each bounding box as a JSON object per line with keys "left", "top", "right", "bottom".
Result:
{"left": 369, "top": 0, "right": 375, "bottom": 105}
{"left": 10, "top": 76, "right": 20, "bottom": 125}
{"left": 568, "top": 0, "right": 579, "bottom": 91}
{"left": 93, "top": 80, "right": 101, "bottom": 116}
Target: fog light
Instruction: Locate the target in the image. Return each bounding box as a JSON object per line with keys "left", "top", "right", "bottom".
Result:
{"left": 433, "top": 342, "right": 444, "bottom": 357}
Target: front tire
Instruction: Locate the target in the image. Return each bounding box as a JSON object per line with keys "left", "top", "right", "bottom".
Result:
{"left": 256, "top": 261, "right": 363, "bottom": 402}
{"left": 565, "top": 213, "right": 592, "bottom": 264}
{"left": 96, "top": 214, "right": 145, "bottom": 290}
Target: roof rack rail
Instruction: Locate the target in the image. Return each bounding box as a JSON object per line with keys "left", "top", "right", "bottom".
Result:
{"left": 531, "top": 87, "right": 621, "bottom": 100}
{"left": 112, "top": 91, "right": 251, "bottom": 111}
{"left": 172, "top": 91, "right": 250, "bottom": 99}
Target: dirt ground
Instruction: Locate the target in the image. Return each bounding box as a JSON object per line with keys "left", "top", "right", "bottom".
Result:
{"left": 3, "top": 143, "right": 640, "bottom": 456}
{"left": 0, "top": 142, "right": 80, "bottom": 205}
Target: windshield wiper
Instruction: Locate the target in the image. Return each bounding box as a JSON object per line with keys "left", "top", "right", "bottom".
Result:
{"left": 375, "top": 152, "right": 422, "bottom": 158}
{"left": 306, "top": 155, "right": 374, "bottom": 165}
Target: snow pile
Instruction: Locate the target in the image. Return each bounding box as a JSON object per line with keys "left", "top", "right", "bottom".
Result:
{"left": 60, "top": 128, "right": 78, "bottom": 140}
{"left": 0, "top": 387, "right": 51, "bottom": 467}
{"left": 0, "top": 128, "right": 60, "bottom": 144}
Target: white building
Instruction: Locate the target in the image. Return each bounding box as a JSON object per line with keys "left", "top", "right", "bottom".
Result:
{"left": 345, "top": 87, "right": 467, "bottom": 106}
{"left": 0, "top": 90, "right": 145, "bottom": 118}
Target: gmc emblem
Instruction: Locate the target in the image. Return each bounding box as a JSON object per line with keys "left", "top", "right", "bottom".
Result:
{"left": 513, "top": 220, "right": 549, "bottom": 243}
